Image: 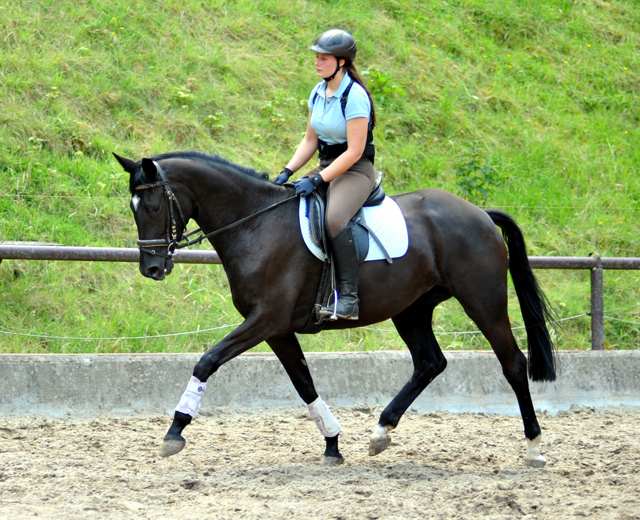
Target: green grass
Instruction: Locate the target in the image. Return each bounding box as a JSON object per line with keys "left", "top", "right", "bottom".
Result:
{"left": 1, "top": 0, "right": 639, "bottom": 354}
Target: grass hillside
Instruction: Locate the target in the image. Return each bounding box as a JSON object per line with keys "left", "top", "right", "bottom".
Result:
{"left": 1, "top": 0, "right": 639, "bottom": 354}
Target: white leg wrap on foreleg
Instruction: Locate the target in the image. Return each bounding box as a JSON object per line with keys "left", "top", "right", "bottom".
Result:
{"left": 175, "top": 376, "right": 207, "bottom": 418}
{"left": 307, "top": 397, "right": 341, "bottom": 438}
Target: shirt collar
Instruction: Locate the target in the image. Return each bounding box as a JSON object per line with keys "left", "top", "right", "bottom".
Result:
{"left": 319, "top": 72, "right": 352, "bottom": 99}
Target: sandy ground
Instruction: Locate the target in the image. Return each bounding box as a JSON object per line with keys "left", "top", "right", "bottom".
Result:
{"left": 0, "top": 404, "right": 639, "bottom": 520}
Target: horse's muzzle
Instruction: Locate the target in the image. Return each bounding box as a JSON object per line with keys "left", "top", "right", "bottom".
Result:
{"left": 139, "top": 250, "right": 174, "bottom": 281}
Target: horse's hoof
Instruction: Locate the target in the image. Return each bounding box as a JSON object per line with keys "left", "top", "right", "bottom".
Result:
{"left": 369, "top": 436, "right": 391, "bottom": 456}
{"left": 369, "top": 425, "right": 392, "bottom": 456}
{"left": 323, "top": 454, "right": 345, "bottom": 466}
{"left": 524, "top": 457, "right": 546, "bottom": 468}
{"left": 160, "top": 437, "right": 186, "bottom": 458}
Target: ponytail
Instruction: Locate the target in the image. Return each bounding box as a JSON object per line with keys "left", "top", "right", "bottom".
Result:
{"left": 342, "top": 60, "right": 376, "bottom": 130}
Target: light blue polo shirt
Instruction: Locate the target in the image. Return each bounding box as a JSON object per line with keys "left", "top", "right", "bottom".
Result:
{"left": 308, "top": 73, "right": 371, "bottom": 145}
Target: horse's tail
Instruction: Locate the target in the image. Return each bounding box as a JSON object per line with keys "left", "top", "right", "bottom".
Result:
{"left": 486, "top": 209, "right": 557, "bottom": 382}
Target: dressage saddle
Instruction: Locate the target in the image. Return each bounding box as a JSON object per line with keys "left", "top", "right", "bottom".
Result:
{"left": 304, "top": 170, "right": 392, "bottom": 264}
{"left": 298, "top": 171, "right": 392, "bottom": 333}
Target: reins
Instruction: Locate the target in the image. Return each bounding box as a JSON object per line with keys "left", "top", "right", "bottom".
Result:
{"left": 134, "top": 161, "right": 297, "bottom": 257}
{"left": 178, "top": 194, "right": 298, "bottom": 249}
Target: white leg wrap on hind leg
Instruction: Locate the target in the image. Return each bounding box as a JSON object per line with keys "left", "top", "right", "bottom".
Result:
{"left": 307, "top": 397, "right": 341, "bottom": 438}
{"left": 525, "top": 435, "right": 546, "bottom": 466}
{"left": 175, "top": 376, "right": 207, "bottom": 418}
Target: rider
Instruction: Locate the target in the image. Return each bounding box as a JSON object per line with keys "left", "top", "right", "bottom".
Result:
{"left": 274, "top": 28, "right": 377, "bottom": 321}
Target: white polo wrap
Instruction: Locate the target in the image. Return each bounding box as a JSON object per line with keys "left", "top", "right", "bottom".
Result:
{"left": 175, "top": 376, "right": 207, "bottom": 418}
{"left": 307, "top": 397, "right": 341, "bottom": 438}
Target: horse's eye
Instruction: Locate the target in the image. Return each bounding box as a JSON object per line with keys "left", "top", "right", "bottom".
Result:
{"left": 151, "top": 205, "right": 161, "bottom": 215}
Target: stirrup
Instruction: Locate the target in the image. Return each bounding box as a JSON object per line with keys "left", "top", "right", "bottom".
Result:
{"left": 318, "top": 289, "right": 340, "bottom": 321}
{"left": 318, "top": 306, "right": 359, "bottom": 321}
{"left": 318, "top": 295, "right": 359, "bottom": 321}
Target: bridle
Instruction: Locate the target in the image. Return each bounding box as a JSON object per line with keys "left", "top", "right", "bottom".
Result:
{"left": 133, "top": 161, "right": 297, "bottom": 259}
{"left": 133, "top": 161, "right": 188, "bottom": 259}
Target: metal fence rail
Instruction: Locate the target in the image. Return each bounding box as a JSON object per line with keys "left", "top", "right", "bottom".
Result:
{"left": 0, "top": 244, "right": 220, "bottom": 264}
{"left": 2, "top": 244, "right": 640, "bottom": 350}
{"left": 529, "top": 255, "right": 640, "bottom": 350}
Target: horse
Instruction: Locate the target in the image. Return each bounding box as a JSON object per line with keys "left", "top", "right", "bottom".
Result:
{"left": 114, "top": 150, "right": 556, "bottom": 468}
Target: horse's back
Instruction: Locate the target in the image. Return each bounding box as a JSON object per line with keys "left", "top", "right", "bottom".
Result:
{"left": 393, "top": 188, "right": 506, "bottom": 252}
{"left": 388, "top": 188, "right": 509, "bottom": 288}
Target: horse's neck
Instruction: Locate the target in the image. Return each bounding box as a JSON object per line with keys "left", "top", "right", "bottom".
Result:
{"left": 184, "top": 165, "right": 279, "bottom": 246}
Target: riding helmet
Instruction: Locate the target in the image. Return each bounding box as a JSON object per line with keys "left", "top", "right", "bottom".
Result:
{"left": 310, "top": 29, "right": 357, "bottom": 60}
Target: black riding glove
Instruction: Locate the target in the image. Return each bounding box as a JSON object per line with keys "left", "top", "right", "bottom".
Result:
{"left": 273, "top": 168, "right": 293, "bottom": 185}
{"left": 294, "top": 174, "right": 324, "bottom": 197}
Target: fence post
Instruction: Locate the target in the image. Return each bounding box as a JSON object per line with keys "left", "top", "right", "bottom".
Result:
{"left": 590, "top": 254, "right": 605, "bottom": 350}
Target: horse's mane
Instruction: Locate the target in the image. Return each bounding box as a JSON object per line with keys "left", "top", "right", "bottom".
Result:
{"left": 151, "top": 150, "right": 270, "bottom": 182}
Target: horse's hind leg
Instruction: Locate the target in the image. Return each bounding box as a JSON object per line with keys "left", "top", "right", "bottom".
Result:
{"left": 486, "top": 325, "right": 546, "bottom": 467}
{"left": 456, "top": 284, "right": 546, "bottom": 467}
{"left": 370, "top": 292, "right": 448, "bottom": 456}
{"left": 267, "top": 334, "right": 344, "bottom": 465}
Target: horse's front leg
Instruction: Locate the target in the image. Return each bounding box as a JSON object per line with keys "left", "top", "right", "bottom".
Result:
{"left": 160, "top": 320, "right": 266, "bottom": 458}
{"left": 268, "top": 334, "right": 344, "bottom": 465}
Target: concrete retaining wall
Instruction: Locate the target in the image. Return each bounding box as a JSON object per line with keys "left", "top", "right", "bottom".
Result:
{"left": 1, "top": 351, "right": 639, "bottom": 417}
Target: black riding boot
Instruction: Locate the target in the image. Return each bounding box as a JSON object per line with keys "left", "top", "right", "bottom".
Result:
{"left": 319, "top": 226, "right": 360, "bottom": 320}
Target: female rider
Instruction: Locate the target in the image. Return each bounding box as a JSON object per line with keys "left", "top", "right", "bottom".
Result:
{"left": 274, "top": 28, "right": 377, "bottom": 321}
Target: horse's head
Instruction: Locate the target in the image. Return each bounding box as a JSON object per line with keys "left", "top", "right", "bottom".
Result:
{"left": 114, "top": 153, "right": 189, "bottom": 281}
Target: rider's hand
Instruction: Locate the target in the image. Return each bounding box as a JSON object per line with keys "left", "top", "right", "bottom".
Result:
{"left": 273, "top": 168, "right": 293, "bottom": 185}
{"left": 294, "top": 174, "right": 324, "bottom": 197}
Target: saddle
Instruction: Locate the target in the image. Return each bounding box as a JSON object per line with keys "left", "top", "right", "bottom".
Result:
{"left": 304, "top": 171, "right": 392, "bottom": 264}
{"left": 299, "top": 172, "right": 393, "bottom": 334}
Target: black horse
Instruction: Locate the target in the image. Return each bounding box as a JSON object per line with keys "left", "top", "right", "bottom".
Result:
{"left": 114, "top": 150, "right": 556, "bottom": 467}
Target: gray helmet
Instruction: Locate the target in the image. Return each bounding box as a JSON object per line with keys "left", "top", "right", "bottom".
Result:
{"left": 309, "top": 29, "right": 357, "bottom": 60}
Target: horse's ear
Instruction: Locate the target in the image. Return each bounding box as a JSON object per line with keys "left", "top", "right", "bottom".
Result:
{"left": 141, "top": 158, "right": 159, "bottom": 181}
{"left": 113, "top": 153, "right": 138, "bottom": 174}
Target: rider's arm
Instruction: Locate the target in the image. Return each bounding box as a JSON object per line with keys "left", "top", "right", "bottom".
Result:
{"left": 285, "top": 112, "right": 318, "bottom": 174}
{"left": 315, "top": 116, "right": 368, "bottom": 182}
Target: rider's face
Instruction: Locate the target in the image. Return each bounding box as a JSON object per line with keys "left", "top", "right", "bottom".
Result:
{"left": 315, "top": 53, "right": 339, "bottom": 79}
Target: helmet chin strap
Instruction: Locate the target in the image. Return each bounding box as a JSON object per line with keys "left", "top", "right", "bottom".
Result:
{"left": 323, "top": 61, "right": 343, "bottom": 82}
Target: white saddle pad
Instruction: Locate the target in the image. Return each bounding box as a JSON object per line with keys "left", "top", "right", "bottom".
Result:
{"left": 298, "top": 196, "right": 409, "bottom": 262}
